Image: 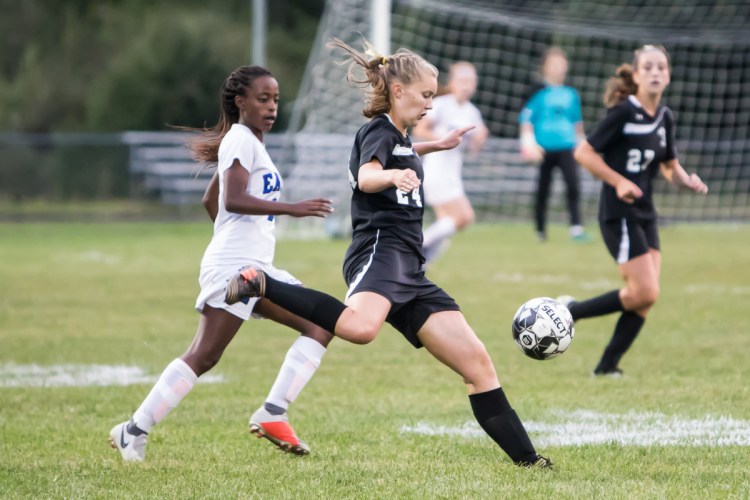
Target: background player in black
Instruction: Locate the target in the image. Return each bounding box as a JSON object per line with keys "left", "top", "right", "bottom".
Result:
{"left": 562, "top": 45, "right": 707, "bottom": 376}
{"left": 225, "top": 38, "right": 552, "bottom": 468}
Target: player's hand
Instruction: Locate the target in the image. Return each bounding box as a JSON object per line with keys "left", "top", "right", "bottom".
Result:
{"left": 392, "top": 169, "right": 420, "bottom": 192}
{"left": 615, "top": 178, "right": 643, "bottom": 204}
{"left": 520, "top": 144, "right": 544, "bottom": 165}
{"left": 288, "top": 198, "right": 334, "bottom": 218}
{"left": 436, "top": 125, "right": 475, "bottom": 151}
{"left": 685, "top": 173, "right": 708, "bottom": 194}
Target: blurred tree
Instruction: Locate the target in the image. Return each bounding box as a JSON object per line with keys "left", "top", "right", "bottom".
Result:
{"left": 0, "top": 0, "right": 325, "bottom": 132}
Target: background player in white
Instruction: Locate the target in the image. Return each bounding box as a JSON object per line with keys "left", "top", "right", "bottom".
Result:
{"left": 225, "top": 39, "right": 552, "bottom": 468}
{"left": 561, "top": 46, "right": 707, "bottom": 375}
{"left": 413, "top": 62, "right": 489, "bottom": 263}
{"left": 109, "top": 66, "right": 334, "bottom": 461}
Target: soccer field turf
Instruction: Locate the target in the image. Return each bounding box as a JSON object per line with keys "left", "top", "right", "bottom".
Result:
{"left": 1, "top": 222, "right": 749, "bottom": 498}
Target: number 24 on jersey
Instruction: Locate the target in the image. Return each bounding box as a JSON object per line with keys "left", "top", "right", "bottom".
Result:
{"left": 396, "top": 188, "right": 422, "bottom": 207}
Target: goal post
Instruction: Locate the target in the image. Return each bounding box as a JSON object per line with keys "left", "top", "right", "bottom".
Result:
{"left": 278, "top": 0, "right": 750, "bottom": 239}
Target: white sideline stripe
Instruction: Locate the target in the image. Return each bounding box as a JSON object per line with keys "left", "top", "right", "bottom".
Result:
{"left": 400, "top": 410, "right": 750, "bottom": 447}
{"left": 616, "top": 218, "right": 630, "bottom": 264}
{"left": 345, "top": 229, "right": 380, "bottom": 301}
{"left": 0, "top": 364, "right": 224, "bottom": 388}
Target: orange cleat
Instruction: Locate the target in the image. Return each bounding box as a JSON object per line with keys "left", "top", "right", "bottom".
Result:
{"left": 250, "top": 419, "right": 310, "bottom": 456}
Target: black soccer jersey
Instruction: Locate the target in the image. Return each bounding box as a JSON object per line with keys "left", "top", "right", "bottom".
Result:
{"left": 348, "top": 114, "right": 424, "bottom": 256}
{"left": 587, "top": 95, "right": 677, "bottom": 221}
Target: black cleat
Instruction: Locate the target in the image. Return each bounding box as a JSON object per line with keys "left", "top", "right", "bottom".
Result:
{"left": 592, "top": 367, "right": 624, "bottom": 378}
{"left": 518, "top": 455, "right": 553, "bottom": 469}
{"left": 225, "top": 267, "right": 266, "bottom": 305}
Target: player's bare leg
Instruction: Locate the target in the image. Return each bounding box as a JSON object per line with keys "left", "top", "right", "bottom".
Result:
{"left": 417, "top": 311, "right": 552, "bottom": 468}
{"left": 589, "top": 249, "right": 660, "bottom": 375}
{"left": 248, "top": 300, "right": 333, "bottom": 455}
{"left": 110, "top": 306, "right": 242, "bottom": 461}
{"left": 423, "top": 197, "right": 475, "bottom": 263}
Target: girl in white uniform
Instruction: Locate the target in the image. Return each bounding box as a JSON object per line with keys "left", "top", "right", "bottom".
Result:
{"left": 109, "top": 65, "right": 334, "bottom": 461}
{"left": 414, "top": 62, "right": 489, "bottom": 263}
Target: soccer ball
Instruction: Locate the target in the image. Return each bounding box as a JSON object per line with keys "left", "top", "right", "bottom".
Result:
{"left": 512, "top": 297, "right": 575, "bottom": 361}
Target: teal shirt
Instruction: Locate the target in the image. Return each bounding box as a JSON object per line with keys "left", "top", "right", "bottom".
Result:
{"left": 519, "top": 84, "right": 582, "bottom": 151}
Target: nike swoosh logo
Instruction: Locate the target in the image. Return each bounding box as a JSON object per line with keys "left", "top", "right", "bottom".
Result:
{"left": 120, "top": 426, "right": 130, "bottom": 448}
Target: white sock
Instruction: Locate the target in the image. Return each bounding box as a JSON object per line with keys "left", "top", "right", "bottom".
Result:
{"left": 265, "top": 336, "right": 326, "bottom": 412}
{"left": 423, "top": 217, "right": 457, "bottom": 249}
{"left": 132, "top": 358, "right": 197, "bottom": 432}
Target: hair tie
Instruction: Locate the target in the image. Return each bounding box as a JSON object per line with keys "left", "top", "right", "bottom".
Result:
{"left": 381, "top": 56, "right": 388, "bottom": 66}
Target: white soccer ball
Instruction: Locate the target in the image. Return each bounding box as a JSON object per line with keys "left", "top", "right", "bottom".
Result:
{"left": 512, "top": 297, "right": 575, "bottom": 361}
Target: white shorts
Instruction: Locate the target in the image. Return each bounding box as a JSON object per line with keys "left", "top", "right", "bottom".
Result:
{"left": 194, "top": 263, "right": 301, "bottom": 321}
{"left": 422, "top": 150, "right": 465, "bottom": 206}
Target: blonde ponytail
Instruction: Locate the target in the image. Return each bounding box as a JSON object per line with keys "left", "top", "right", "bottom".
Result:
{"left": 328, "top": 37, "right": 438, "bottom": 118}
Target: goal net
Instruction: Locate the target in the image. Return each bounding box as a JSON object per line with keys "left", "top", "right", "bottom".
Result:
{"left": 278, "top": 0, "right": 750, "bottom": 237}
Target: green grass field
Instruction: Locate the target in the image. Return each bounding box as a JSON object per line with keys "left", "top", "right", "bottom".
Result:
{"left": 1, "top": 222, "right": 749, "bottom": 498}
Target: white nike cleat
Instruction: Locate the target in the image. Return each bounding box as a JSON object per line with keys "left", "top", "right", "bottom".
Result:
{"left": 556, "top": 295, "right": 576, "bottom": 309}
{"left": 109, "top": 420, "right": 148, "bottom": 462}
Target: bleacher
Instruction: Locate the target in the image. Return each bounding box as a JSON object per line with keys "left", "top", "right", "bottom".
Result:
{"left": 124, "top": 131, "right": 599, "bottom": 211}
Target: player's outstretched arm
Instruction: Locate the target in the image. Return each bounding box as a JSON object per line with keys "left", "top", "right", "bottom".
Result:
{"left": 660, "top": 159, "right": 708, "bottom": 194}
{"left": 202, "top": 171, "right": 220, "bottom": 222}
{"left": 224, "top": 161, "right": 333, "bottom": 218}
{"left": 574, "top": 140, "right": 643, "bottom": 203}
{"left": 413, "top": 125, "right": 475, "bottom": 156}
{"left": 357, "top": 159, "right": 420, "bottom": 193}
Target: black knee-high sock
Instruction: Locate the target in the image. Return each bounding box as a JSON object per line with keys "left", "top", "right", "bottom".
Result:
{"left": 262, "top": 275, "right": 347, "bottom": 334}
{"left": 469, "top": 388, "right": 538, "bottom": 464}
{"left": 568, "top": 289, "right": 623, "bottom": 321}
{"left": 595, "top": 311, "right": 646, "bottom": 372}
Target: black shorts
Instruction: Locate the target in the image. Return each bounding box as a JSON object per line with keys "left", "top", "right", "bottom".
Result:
{"left": 342, "top": 229, "right": 460, "bottom": 348}
{"left": 600, "top": 218, "right": 660, "bottom": 264}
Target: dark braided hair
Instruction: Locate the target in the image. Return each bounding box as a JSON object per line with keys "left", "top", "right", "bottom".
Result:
{"left": 187, "top": 65, "right": 273, "bottom": 164}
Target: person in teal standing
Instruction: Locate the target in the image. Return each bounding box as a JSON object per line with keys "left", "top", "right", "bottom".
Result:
{"left": 519, "top": 47, "right": 589, "bottom": 242}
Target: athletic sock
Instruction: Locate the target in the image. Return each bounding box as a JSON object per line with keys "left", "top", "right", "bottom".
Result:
{"left": 263, "top": 276, "right": 347, "bottom": 334}
{"left": 568, "top": 289, "right": 623, "bottom": 321}
{"left": 423, "top": 217, "right": 457, "bottom": 250}
{"left": 264, "top": 336, "right": 327, "bottom": 413}
{"left": 595, "top": 311, "right": 646, "bottom": 372}
{"left": 469, "top": 388, "right": 538, "bottom": 464}
{"left": 131, "top": 358, "right": 197, "bottom": 433}
{"left": 569, "top": 225, "right": 584, "bottom": 237}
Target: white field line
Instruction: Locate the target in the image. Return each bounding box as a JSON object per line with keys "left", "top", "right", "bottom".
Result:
{"left": 684, "top": 284, "right": 750, "bottom": 295}
{"left": 400, "top": 409, "right": 750, "bottom": 447}
{"left": 77, "top": 250, "right": 121, "bottom": 265}
{"left": 493, "top": 271, "right": 749, "bottom": 296}
{"left": 0, "top": 363, "right": 223, "bottom": 388}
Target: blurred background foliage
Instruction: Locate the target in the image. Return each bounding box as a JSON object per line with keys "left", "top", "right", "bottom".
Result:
{"left": 0, "top": 0, "right": 325, "bottom": 132}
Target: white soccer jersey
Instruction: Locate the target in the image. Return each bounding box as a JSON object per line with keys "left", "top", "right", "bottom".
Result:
{"left": 200, "top": 123, "right": 282, "bottom": 268}
{"left": 427, "top": 94, "right": 484, "bottom": 152}
{"left": 422, "top": 95, "right": 484, "bottom": 205}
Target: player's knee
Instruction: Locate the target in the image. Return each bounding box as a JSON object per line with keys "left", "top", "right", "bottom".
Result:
{"left": 342, "top": 322, "right": 379, "bottom": 344}
{"left": 463, "top": 344, "right": 497, "bottom": 386}
{"left": 302, "top": 326, "right": 334, "bottom": 347}
{"left": 633, "top": 282, "right": 659, "bottom": 309}
{"left": 182, "top": 351, "right": 221, "bottom": 377}
{"left": 457, "top": 209, "right": 475, "bottom": 229}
